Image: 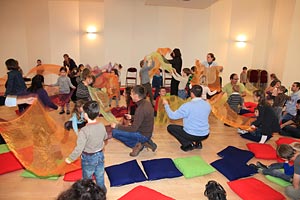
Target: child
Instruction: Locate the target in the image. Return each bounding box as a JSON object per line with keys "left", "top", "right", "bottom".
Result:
{"left": 27, "top": 74, "right": 58, "bottom": 110}
{"left": 140, "top": 57, "right": 155, "bottom": 106}
{"left": 76, "top": 73, "right": 93, "bottom": 102}
{"left": 171, "top": 68, "right": 192, "bottom": 99}
{"left": 154, "top": 87, "right": 167, "bottom": 116}
{"left": 240, "top": 66, "right": 248, "bottom": 85}
{"left": 152, "top": 69, "right": 163, "bottom": 100}
{"left": 273, "top": 85, "right": 290, "bottom": 122}
{"left": 124, "top": 86, "right": 136, "bottom": 115}
{"left": 200, "top": 75, "right": 217, "bottom": 100}
{"left": 227, "top": 85, "right": 248, "bottom": 114}
{"left": 108, "top": 69, "right": 119, "bottom": 107}
{"left": 4, "top": 58, "right": 27, "bottom": 113}
{"left": 64, "top": 100, "right": 87, "bottom": 135}
{"left": 52, "top": 67, "right": 76, "bottom": 114}
{"left": 239, "top": 90, "right": 280, "bottom": 143}
{"left": 65, "top": 101, "right": 108, "bottom": 192}
{"left": 277, "top": 143, "right": 300, "bottom": 199}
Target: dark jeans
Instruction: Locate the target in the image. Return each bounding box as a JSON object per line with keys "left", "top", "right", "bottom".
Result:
{"left": 167, "top": 124, "right": 209, "bottom": 147}
{"left": 170, "top": 79, "right": 179, "bottom": 96}
{"left": 280, "top": 125, "right": 300, "bottom": 138}
{"left": 142, "top": 82, "right": 154, "bottom": 106}
{"left": 262, "top": 163, "right": 292, "bottom": 182}
{"left": 112, "top": 128, "right": 150, "bottom": 148}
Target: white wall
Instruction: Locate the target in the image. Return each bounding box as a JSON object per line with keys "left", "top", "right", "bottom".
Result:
{"left": 0, "top": 0, "right": 299, "bottom": 87}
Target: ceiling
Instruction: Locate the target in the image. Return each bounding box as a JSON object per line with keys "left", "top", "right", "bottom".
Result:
{"left": 144, "top": 0, "right": 219, "bottom": 9}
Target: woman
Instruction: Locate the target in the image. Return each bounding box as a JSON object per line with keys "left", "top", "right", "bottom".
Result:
{"left": 168, "top": 48, "right": 182, "bottom": 96}
{"left": 27, "top": 74, "right": 58, "bottom": 110}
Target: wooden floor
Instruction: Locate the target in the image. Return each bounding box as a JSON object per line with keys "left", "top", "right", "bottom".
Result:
{"left": 0, "top": 97, "right": 288, "bottom": 200}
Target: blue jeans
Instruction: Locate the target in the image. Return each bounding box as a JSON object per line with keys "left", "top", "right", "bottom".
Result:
{"left": 81, "top": 151, "right": 106, "bottom": 191}
{"left": 281, "top": 113, "right": 294, "bottom": 124}
{"left": 112, "top": 128, "right": 150, "bottom": 148}
{"left": 178, "top": 89, "right": 187, "bottom": 99}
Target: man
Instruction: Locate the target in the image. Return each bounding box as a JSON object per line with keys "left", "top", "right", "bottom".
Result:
{"left": 222, "top": 73, "right": 246, "bottom": 97}
{"left": 162, "top": 85, "right": 211, "bottom": 151}
{"left": 282, "top": 82, "right": 300, "bottom": 123}
{"left": 277, "top": 144, "right": 300, "bottom": 199}
{"left": 111, "top": 85, "right": 156, "bottom": 157}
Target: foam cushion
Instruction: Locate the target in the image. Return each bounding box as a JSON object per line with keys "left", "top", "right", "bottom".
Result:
{"left": 0, "top": 152, "right": 23, "bottom": 175}
{"left": 246, "top": 143, "right": 277, "bottom": 160}
{"left": 173, "top": 156, "right": 215, "bottom": 179}
{"left": 0, "top": 144, "right": 10, "bottom": 154}
{"left": 265, "top": 175, "right": 292, "bottom": 187}
{"left": 118, "top": 185, "right": 174, "bottom": 200}
{"left": 241, "top": 133, "right": 272, "bottom": 142}
{"left": 228, "top": 177, "right": 285, "bottom": 200}
{"left": 141, "top": 158, "right": 182, "bottom": 181}
{"left": 105, "top": 160, "right": 147, "bottom": 187}
{"left": 275, "top": 137, "right": 300, "bottom": 146}
{"left": 210, "top": 158, "right": 257, "bottom": 181}
{"left": 63, "top": 169, "right": 82, "bottom": 181}
{"left": 21, "top": 170, "right": 59, "bottom": 180}
{"left": 217, "top": 146, "right": 254, "bottom": 163}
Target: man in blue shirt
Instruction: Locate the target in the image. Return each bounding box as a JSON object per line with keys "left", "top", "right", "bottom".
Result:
{"left": 162, "top": 85, "right": 211, "bottom": 151}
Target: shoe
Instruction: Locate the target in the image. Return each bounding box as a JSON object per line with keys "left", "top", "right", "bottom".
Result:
{"left": 249, "top": 163, "right": 259, "bottom": 171}
{"left": 143, "top": 139, "right": 157, "bottom": 152}
{"left": 129, "top": 143, "right": 144, "bottom": 157}
{"left": 194, "top": 141, "right": 202, "bottom": 149}
{"left": 237, "top": 128, "right": 248, "bottom": 134}
{"left": 256, "top": 161, "right": 268, "bottom": 170}
{"left": 180, "top": 144, "right": 194, "bottom": 152}
{"left": 224, "top": 123, "right": 231, "bottom": 127}
{"left": 59, "top": 110, "right": 65, "bottom": 114}
{"left": 66, "top": 110, "right": 70, "bottom": 115}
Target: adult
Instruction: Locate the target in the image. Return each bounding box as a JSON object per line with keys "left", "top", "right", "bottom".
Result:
{"left": 63, "top": 54, "right": 77, "bottom": 73}
{"left": 162, "top": 85, "right": 211, "bottom": 151}
{"left": 111, "top": 85, "right": 157, "bottom": 157}
{"left": 277, "top": 144, "right": 300, "bottom": 199}
{"left": 27, "top": 74, "right": 58, "bottom": 110}
{"left": 167, "top": 48, "right": 182, "bottom": 96}
{"left": 222, "top": 73, "right": 246, "bottom": 97}
{"left": 282, "top": 82, "right": 300, "bottom": 123}
{"left": 280, "top": 99, "right": 300, "bottom": 138}
{"left": 0, "top": 95, "right": 35, "bottom": 107}
{"left": 202, "top": 53, "right": 218, "bottom": 68}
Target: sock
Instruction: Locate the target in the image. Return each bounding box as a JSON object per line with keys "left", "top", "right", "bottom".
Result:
{"left": 259, "top": 135, "right": 268, "bottom": 144}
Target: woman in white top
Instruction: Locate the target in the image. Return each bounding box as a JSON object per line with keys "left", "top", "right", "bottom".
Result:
{"left": 202, "top": 53, "right": 218, "bottom": 68}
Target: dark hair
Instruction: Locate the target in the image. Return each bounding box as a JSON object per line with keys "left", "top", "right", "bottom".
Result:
{"left": 57, "top": 179, "right": 106, "bottom": 200}
{"left": 191, "top": 66, "right": 196, "bottom": 72}
{"left": 81, "top": 68, "right": 91, "bottom": 80}
{"left": 190, "top": 85, "right": 203, "bottom": 97}
{"left": 270, "top": 73, "right": 278, "bottom": 80}
{"left": 5, "top": 58, "right": 19, "bottom": 71}
{"left": 72, "top": 100, "right": 86, "bottom": 120}
{"left": 37, "top": 59, "right": 41, "bottom": 62}
{"left": 83, "top": 101, "right": 99, "bottom": 120}
{"left": 207, "top": 53, "right": 216, "bottom": 61}
{"left": 294, "top": 82, "right": 300, "bottom": 88}
{"left": 297, "top": 99, "right": 300, "bottom": 104}
{"left": 111, "top": 68, "right": 119, "bottom": 77}
{"left": 253, "top": 90, "right": 267, "bottom": 106}
{"left": 28, "top": 74, "right": 44, "bottom": 92}
{"left": 60, "top": 67, "right": 67, "bottom": 72}
{"left": 229, "top": 73, "right": 237, "bottom": 80}
{"left": 270, "top": 79, "right": 281, "bottom": 87}
{"left": 139, "top": 60, "right": 144, "bottom": 68}
{"left": 132, "top": 85, "right": 146, "bottom": 99}
{"left": 182, "top": 68, "right": 192, "bottom": 76}
{"left": 63, "top": 54, "right": 69, "bottom": 58}
{"left": 171, "top": 48, "right": 181, "bottom": 58}
{"left": 277, "top": 144, "right": 296, "bottom": 161}
{"left": 242, "top": 66, "right": 247, "bottom": 70}
{"left": 125, "top": 86, "right": 133, "bottom": 107}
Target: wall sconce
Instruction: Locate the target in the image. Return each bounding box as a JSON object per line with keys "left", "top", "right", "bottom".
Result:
{"left": 236, "top": 35, "right": 247, "bottom": 48}
{"left": 86, "top": 26, "right": 97, "bottom": 40}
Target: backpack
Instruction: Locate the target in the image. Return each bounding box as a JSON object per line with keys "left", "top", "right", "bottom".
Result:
{"left": 204, "top": 180, "right": 227, "bottom": 200}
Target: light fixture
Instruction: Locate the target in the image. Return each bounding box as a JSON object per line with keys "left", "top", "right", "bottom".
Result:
{"left": 86, "top": 26, "right": 97, "bottom": 40}
{"left": 236, "top": 35, "right": 247, "bottom": 48}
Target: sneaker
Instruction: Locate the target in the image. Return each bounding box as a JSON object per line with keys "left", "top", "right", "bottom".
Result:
{"left": 248, "top": 163, "right": 259, "bottom": 171}
{"left": 66, "top": 110, "right": 70, "bottom": 115}
{"left": 59, "top": 110, "right": 65, "bottom": 114}
{"left": 129, "top": 143, "right": 144, "bottom": 157}
{"left": 237, "top": 128, "right": 248, "bottom": 134}
{"left": 256, "top": 161, "right": 268, "bottom": 170}
{"left": 143, "top": 139, "right": 157, "bottom": 152}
